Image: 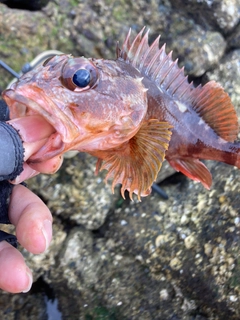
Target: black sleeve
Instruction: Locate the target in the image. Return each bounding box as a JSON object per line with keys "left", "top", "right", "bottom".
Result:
{"left": 0, "top": 99, "right": 10, "bottom": 121}
{"left": 0, "top": 99, "right": 25, "bottom": 248}
{"left": 0, "top": 175, "right": 18, "bottom": 248}
{"left": 0, "top": 99, "right": 25, "bottom": 181}
{"left": 0, "top": 121, "right": 25, "bottom": 181}
{"left": 0, "top": 231, "right": 17, "bottom": 248}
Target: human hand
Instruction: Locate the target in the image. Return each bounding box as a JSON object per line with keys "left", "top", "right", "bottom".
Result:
{"left": 0, "top": 115, "right": 63, "bottom": 293}
{"left": 8, "top": 115, "right": 63, "bottom": 183}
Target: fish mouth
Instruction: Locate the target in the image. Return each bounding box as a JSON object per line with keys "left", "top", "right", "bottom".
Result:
{"left": 2, "top": 89, "right": 80, "bottom": 162}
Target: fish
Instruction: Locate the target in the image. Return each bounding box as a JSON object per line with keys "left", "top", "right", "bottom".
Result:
{"left": 2, "top": 27, "right": 240, "bottom": 200}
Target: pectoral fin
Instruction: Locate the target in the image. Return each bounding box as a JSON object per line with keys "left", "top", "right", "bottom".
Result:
{"left": 169, "top": 158, "right": 212, "bottom": 189}
{"left": 96, "top": 119, "right": 172, "bottom": 200}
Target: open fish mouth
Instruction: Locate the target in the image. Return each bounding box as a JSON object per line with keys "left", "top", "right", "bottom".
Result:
{"left": 2, "top": 89, "right": 80, "bottom": 162}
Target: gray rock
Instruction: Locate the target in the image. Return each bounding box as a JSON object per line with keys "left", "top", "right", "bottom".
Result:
{"left": 169, "top": 0, "right": 240, "bottom": 33}
{"left": 205, "top": 49, "right": 240, "bottom": 113}
{"left": 57, "top": 227, "right": 103, "bottom": 288}
{"left": 0, "top": 0, "right": 240, "bottom": 319}
{"left": 156, "top": 160, "right": 176, "bottom": 183}
{"left": 0, "top": 291, "right": 47, "bottom": 319}
{"left": 170, "top": 28, "right": 226, "bottom": 76}
{"left": 228, "top": 24, "right": 240, "bottom": 49}
{"left": 0, "top": 3, "right": 74, "bottom": 91}
{"left": 103, "top": 160, "right": 240, "bottom": 319}
{"left": 28, "top": 153, "right": 118, "bottom": 230}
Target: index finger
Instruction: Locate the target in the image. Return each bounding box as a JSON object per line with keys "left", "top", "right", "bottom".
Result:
{"left": 8, "top": 184, "right": 53, "bottom": 254}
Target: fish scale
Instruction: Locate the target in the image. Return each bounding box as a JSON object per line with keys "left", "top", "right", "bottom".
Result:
{"left": 2, "top": 28, "right": 240, "bottom": 199}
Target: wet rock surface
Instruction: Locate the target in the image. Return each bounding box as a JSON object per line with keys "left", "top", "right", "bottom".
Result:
{"left": 0, "top": 0, "right": 240, "bottom": 319}
{"left": 169, "top": 0, "right": 240, "bottom": 33}
{"left": 29, "top": 153, "right": 118, "bottom": 230}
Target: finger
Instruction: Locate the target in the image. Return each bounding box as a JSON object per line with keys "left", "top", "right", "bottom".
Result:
{"left": 8, "top": 185, "right": 52, "bottom": 254}
{"left": 11, "top": 154, "right": 63, "bottom": 184}
{"left": 10, "top": 163, "right": 39, "bottom": 184}
{"left": 0, "top": 241, "right": 32, "bottom": 293}
{"left": 28, "top": 154, "right": 63, "bottom": 174}
{"left": 8, "top": 115, "right": 56, "bottom": 163}
{"left": 8, "top": 115, "right": 63, "bottom": 176}
{"left": 7, "top": 115, "right": 55, "bottom": 143}
{"left": 23, "top": 139, "right": 48, "bottom": 160}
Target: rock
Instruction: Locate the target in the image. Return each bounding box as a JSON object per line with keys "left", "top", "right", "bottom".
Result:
{"left": 0, "top": 291, "right": 47, "bottom": 319}
{"left": 170, "top": 27, "right": 226, "bottom": 76}
{"left": 0, "top": 0, "right": 240, "bottom": 319}
{"left": 156, "top": 160, "right": 176, "bottom": 183}
{"left": 57, "top": 227, "right": 103, "bottom": 287}
{"left": 102, "top": 160, "right": 240, "bottom": 319}
{"left": 169, "top": 0, "right": 240, "bottom": 33}
{"left": 184, "top": 233, "right": 197, "bottom": 249}
{"left": 28, "top": 153, "right": 118, "bottom": 230}
{"left": 0, "top": 3, "right": 74, "bottom": 91}
{"left": 205, "top": 49, "right": 240, "bottom": 113}
{"left": 228, "top": 24, "right": 240, "bottom": 49}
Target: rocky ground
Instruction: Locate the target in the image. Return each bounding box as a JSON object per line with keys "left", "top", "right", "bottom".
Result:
{"left": 0, "top": 0, "right": 240, "bottom": 319}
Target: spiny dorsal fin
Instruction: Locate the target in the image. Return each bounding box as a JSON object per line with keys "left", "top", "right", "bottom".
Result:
{"left": 118, "top": 28, "right": 239, "bottom": 142}
{"left": 96, "top": 120, "right": 172, "bottom": 200}
{"left": 117, "top": 27, "right": 195, "bottom": 104}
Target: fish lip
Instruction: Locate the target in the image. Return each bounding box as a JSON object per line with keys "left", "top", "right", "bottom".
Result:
{"left": 2, "top": 88, "right": 79, "bottom": 144}
{"left": 2, "top": 88, "right": 81, "bottom": 162}
{"left": 3, "top": 89, "right": 54, "bottom": 122}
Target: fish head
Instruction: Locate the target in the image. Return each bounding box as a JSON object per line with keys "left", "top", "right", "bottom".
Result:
{"left": 2, "top": 54, "right": 148, "bottom": 161}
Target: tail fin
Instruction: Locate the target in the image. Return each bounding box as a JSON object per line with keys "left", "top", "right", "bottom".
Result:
{"left": 225, "top": 141, "right": 240, "bottom": 169}
{"left": 191, "top": 81, "right": 239, "bottom": 143}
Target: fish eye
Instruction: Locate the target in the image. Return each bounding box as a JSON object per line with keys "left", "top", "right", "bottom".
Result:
{"left": 72, "top": 69, "right": 90, "bottom": 88}
{"left": 61, "top": 57, "right": 98, "bottom": 92}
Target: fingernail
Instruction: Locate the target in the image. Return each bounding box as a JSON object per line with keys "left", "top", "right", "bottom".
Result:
{"left": 22, "top": 268, "right": 33, "bottom": 293}
{"left": 41, "top": 219, "right": 52, "bottom": 251}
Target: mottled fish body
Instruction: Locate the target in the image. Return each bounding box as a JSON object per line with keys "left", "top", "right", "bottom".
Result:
{"left": 3, "top": 28, "right": 240, "bottom": 199}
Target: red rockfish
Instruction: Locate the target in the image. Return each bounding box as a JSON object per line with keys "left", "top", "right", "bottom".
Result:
{"left": 3, "top": 28, "right": 240, "bottom": 199}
